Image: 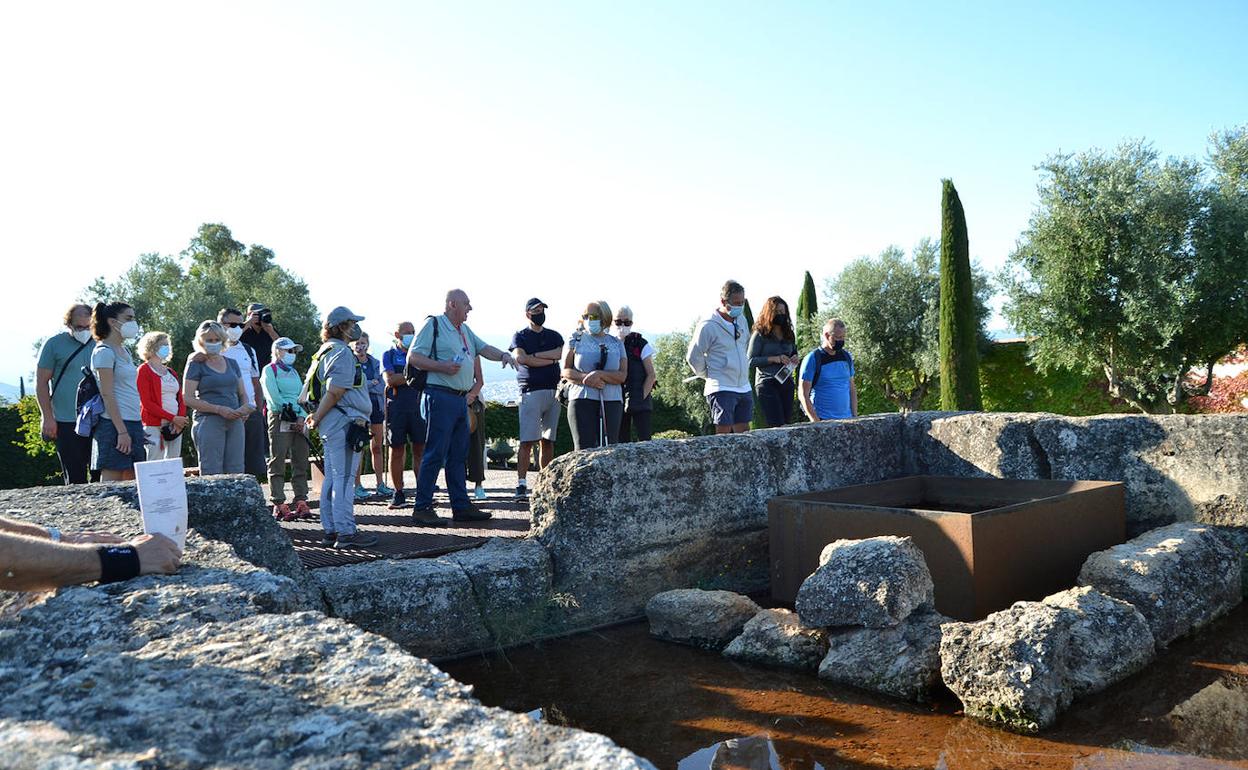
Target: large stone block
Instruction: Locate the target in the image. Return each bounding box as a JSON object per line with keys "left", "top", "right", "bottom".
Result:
{"left": 940, "top": 602, "right": 1074, "bottom": 733}
{"left": 0, "top": 611, "right": 653, "bottom": 769}
{"left": 530, "top": 418, "right": 903, "bottom": 628}
{"left": 1078, "top": 522, "right": 1242, "bottom": 646}
{"left": 314, "top": 558, "right": 491, "bottom": 658}
{"left": 1041, "top": 587, "right": 1155, "bottom": 697}
{"left": 819, "top": 609, "right": 948, "bottom": 702}
{"left": 795, "top": 536, "right": 934, "bottom": 628}
{"left": 1033, "top": 414, "right": 1248, "bottom": 534}
{"left": 0, "top": 475, "right": 315, "bottom": 595}
{"left": 447, "top": 538, "right": 555, "bottom": 646}
{"left": 722, "top": 608, "right": 828, "bottom": 672}
{"left": 646, "top": 589, "right": 760, "bottom": 650}
{"left": 903, "top": 411, "right": 1052, "bottom": 479}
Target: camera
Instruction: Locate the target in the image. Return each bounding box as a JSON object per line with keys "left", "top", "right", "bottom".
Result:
{"left": 260, "top": 311, "right": 273, "bottom": 325}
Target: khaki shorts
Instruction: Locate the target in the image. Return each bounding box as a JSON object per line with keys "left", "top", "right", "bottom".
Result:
{"left": 518, "top": 388, "right": 560, "bottom": 442}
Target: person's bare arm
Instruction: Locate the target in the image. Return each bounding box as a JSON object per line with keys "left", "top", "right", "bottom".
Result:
{"left": 642, "top": 356, "right": 657, "bottom": 399}
{"left": 478, "top": 345, "right": 516, "bottom": 369}
{"left": 250, "top": 378, "right": 262, "bottom": 410}
{"left": 36, "top": 367, "right": 56, "bottom": 440}
{"left": 384, "top": 368, "right": 408, "bottom": 388}
{"left": 850, "top": 378, "right": 858, "bottom": 417}
{"left": 801, "top": 379, "right": 818, "bottom": 422}
{"left": 0, "top": 531, "right": 181, "bottom": 592}
{"left": 467, "top": 357, "right": 484, "bottom": 406}
{"left": 562, "top": 347, "right": 585, "bottom": 384}
{"left": 535, "top": 345, "right": 563, "bottom": 361}
{"left": 306, "top": 385, "right": 346, "bottom": 430}
{"left": 408, "top": 350, "right": 461, "bottom": 376}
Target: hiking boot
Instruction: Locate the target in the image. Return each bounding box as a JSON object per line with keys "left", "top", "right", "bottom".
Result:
{"left": 354, "top": 484, "right": 370, "bottom": 500}
{"left": 452, "top": 505, "right": 493, "bottom": 522}
{"left": 334, "top": 532, "right": 379, "bottom": 550}
{"left": 294, "top": 499, "right": 314, "bottom": 519}
{"left": 411, "top": 506, "right": 448, "bottom": 527}
{"left": 273, "top": 503, "right": 293, "bottom": 521}
{"left": 387, "top": 489, "right": 407, "bottom": 509}
{"left": 318, "top": 531, "right": 337, "bottom": 547}
{"left": 513, "top": 484, "right": 528, "bottom": 502}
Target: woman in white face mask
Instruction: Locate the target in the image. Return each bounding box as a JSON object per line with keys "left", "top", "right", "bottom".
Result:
{"left": 182, "top": 321, "right": 251, "bottom": 475}
{"left": 136, "top": 332, "right": 188, "bottom": 462}
{"left": 562, "top": 301, "right": 628, "bottom": 451}
{"left": 89, "top": 301, "right": 147, "bottom": 481}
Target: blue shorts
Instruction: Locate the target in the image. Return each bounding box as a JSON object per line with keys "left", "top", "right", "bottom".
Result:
{"left": 93, "top": 419, "right": 148, "bottom": 471}
{"left": 707, "top": 391, "right": 754, "bottom": 426}
{"left": 369, "top": 395, "right": 385, "bottom": 426}
{"left": 386, "top": 402, "right": 427, "bottom": 447}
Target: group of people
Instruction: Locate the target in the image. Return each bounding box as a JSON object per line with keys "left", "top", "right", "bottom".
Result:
{"left": 33, "top": 280, "right": 857, "bottom": 553}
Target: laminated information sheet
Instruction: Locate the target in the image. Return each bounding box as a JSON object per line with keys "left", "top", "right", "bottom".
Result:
{"left": 134, "top": 457, "right": 188, "bottom": 550}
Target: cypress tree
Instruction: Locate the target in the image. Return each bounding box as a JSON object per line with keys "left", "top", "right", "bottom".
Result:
{"left": 742, "top": 298, "right": 755, "bottom": 330}
{"left": 939, "top": 179, "right": 983, "bottom": 410}
{"left": 796, "top": 271, "right": 818, "bottom": 353}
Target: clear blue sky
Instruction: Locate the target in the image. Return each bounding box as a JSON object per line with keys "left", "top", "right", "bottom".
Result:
{"left": 2, "top": 0, "right": 1245, "bottom": 387}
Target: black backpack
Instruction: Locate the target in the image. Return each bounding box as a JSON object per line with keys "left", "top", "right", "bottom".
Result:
{"left": 75, "top": 365, "right": 99, "bottom": 412}
{"left": 403, "top": 315, "right": 439, "bottom": 390}
{"left": 809, "top": 348, "right": 851, "bottom": 389}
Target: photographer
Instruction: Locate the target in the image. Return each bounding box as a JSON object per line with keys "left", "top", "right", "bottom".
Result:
{"left": 562, "top": 301, "right": 627, "bottom": 451}
{"left": 240, "top": 303, "right": 280, "bottom": 369}
{"left": 260, "top": 337, "right": 312, "bottom": 521}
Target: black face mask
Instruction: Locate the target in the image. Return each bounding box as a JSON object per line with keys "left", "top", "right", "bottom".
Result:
{"left": 530, "top": 312, "right": 546, "bottom": 326}
{"left": 833, "top": 339, "right": 845, "bottom": 351}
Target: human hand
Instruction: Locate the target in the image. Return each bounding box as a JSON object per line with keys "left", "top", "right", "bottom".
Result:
{"left": 63, "top": 531, "right": 124, "bottom": 545}
{"left": 305, "top": 414, "right": 318, "bottom": 431}
{"left": 444, "top": 360, "right": 462, "bottom": 375}
{"left": 583, "top": 371, "right": 603, "bottom": 389}
{"left": 41, "top": 416, "right": 58, "bottom": 441}
{"left": 500, "top": 352, "right": 516, "bottom": 370}
{"left": 190, "top": 352, "right": 207, "bottom": 364}
{"left": 466, "top": 391, "right": 479, "bottom": 406}
{"left": 131, "top": 533, "right": 182, "bottom": 575}
{"left": 172, "top": 416, "right": 189, "bottom": 430}
{"left": 116, "top": 429, "right": 132, "bottom": 455}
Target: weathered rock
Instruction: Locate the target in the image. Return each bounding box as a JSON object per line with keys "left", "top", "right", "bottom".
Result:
{"left": 1164, "top": 679, "right": 1248, "bottom": 761}
{"left": 1041, "top": 586, "right": 1155, "bottom": 697}
{"left": 645, "top": 589, "right": 761, "bottom": 650}
{"left": 1078, "top": 523, "right": 1242, "bottom": 646}
{"left": 722, "top": 608, "right": 828, "bottom": 671}
{"left": 0, "top": 611, "right": 654, "bottom": 769}
{"left": 904, "top": 411, "right": 1053, "bottom": 479}
{"left": 0, "top": 475, "right": 317, "bottom": 601}
{"left": 447, "top": 538, "right": 555, "bottom": 646}
{"left": 818, "top": 609, "right": 948, "bottom": 702}
{"left": 315, "top": 557, "right": 491, "bottom": 658}
{"left": 530, "top": 417, "right": 902, "bottom": 629}
{"left": 940, "top": 602, "right": 1074, "bottom": 732}
{"left": 795, "top": 536, "right": 935, "bottom": 628}
{"left": 1033, "top": 414, "right": 1248, "bottom": 534}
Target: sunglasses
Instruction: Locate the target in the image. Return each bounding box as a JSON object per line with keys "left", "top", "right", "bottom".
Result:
{"left": 614, "top": 319, "right": 633, "bottom": 327}
{"left": 581, "top": 314, "right": 601, "bottom": 321}
{"left": 222, "top": 322, "right": 243, "bottom": 328}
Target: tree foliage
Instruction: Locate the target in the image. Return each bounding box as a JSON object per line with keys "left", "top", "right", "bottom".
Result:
{"left": 822, "top": 240, "right": 989, "bottom": 412}
{"left": 1002, "top": 132, "right": 1248, "bottom": 413}
{"left": 795, "top": 270, "right": 819, "bottom": 355}
{"left": 86, "top": 224, "right": 322, "bottom": 375}
{"left": 651, "top": 328, "right": 709, "bottom": 433}
{"left": 939, "top": 179, "right": 983, "bottom": 410}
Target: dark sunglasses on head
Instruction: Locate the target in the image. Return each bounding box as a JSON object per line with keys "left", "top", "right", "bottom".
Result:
{"left": 222, "top": 322, "right": 243, "bottom": 328}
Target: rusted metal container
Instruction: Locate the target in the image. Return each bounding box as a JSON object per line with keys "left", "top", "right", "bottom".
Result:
{"left": 768, "top": 476, "right": 1125, "bottom": 621}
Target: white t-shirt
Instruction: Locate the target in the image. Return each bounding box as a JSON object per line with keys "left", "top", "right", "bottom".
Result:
{"left": 224, "top": 343, "right": 260, "bottom": 407}
{"left": 159, "top": 368, "right": 179, "bottom": 416}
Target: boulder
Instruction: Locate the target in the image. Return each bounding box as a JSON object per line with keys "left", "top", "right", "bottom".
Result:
{"left": 903, "top": 411, "right": 1052, "bottom": 479}
{"left": 447, "top": 538, "right": 555, "bottom": 646}
{"left": 314, "top": 557, "right": 491, "bottom": 658}
{"left": 645, "top": 589, "right": 761, "bottom": 650}
{"left": 818, "top": 609, "right": 948, "bottom": 702}
{"left": 0, "top": 611, "right": 654, "bottom": 769}
{"left": 0, "top": 475, "right": 317, "bottom": 601}
{"left": 940, "top": 602, "right": 1074, "bottom": 732}
{"left": 722, "top": 609, "right": 828, "bottom": 672}
{"left": 1041, "top": 587, "right": 1155, "bottom": 697}
{"left": 1078, "top": 523, "right": 1242, "bottom": 646}
{"left": 1033, "top": 414, "right": 1248, "bottom": 534}
{"left": 530, "top": 417, "right": 903, "bottom": 629}
{"left": 794, "top": 536, "right": 934, "bottom": 628}
{"left": 1164, "top": 679, "right": 1248, "bottom": 761}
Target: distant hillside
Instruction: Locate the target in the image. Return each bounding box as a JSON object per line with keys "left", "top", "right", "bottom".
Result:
{"left": 0, "top": 383, "right": 20, "bottom": 403}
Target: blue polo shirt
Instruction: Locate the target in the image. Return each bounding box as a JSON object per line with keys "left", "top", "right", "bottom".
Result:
{"left": 800, "top": 348, "right": 855, "bottom": 419}
{"left": 510, "top": 327, "right": 564, "bottom": 392}
{"left": 382, "top": 346, "right": 421, "bottom": 410}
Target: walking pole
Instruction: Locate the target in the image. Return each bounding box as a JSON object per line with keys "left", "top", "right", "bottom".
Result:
{"left": 598, "top": 387, "right": 608, "bottom": 448}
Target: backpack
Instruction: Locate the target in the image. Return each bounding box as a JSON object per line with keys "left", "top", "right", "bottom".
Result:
{"left": 403, "top": 315, "right": 439, "bottom": 391}
{"left": 808, "top": 348, "right": 852, "bottom": 389}
{"left": 74, "top": 361, "right": 106, "bottom": 437}
{"left": 300, "top": 340, "right": 366, "bottom": 411}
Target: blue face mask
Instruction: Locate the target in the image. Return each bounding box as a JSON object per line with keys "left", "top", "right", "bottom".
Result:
{"left": 587, "top": 320, "right": 603, "bottom": 335}
{"left": 204, "top": 342, "right": 223, "bottom": 355}
{"left": 400, "top": 334, "right": 414, "bottom": 349}
{"left": 281, "top": 352, "right": 297, "bottom": 366}
{"left": 157, "top": 345, "right": 171, "bottom": 360}
{"left": 727, "top": 304, "right": 745, "bottom": 319}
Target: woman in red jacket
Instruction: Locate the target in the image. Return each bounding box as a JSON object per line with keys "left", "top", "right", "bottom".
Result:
{"left": 137, "top": 332, "right": 188, "bottom": 462}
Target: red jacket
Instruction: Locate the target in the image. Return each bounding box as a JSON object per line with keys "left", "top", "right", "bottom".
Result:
{"left": 137, "top": 362, "right": 187, "bottom": 427}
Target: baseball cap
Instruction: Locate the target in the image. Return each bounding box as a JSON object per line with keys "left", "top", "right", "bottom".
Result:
{"left": 247, "top": 303, "right": 269, "bottom": 315}
{"left": 326, "top": 306, "right": 365, "bottom": 326}
{"left": 274, "top": 336, "right": 303, "bottom": 352}
{"left": 525, "top": 298, "right": 548, "bottom": 312}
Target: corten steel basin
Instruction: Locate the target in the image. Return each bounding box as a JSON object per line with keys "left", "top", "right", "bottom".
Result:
{"left": 769, "top": 476, "right": 1125, "bottom": 621}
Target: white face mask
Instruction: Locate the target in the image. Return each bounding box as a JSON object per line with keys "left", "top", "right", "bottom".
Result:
{"left": 157, "top": 345, "right": 171, "bottom": 360}
{"left": 226, "top": 326, "right": 243, "bottom": 343}
{"left": 119, "top": 320, "right": 140, "bottom": 340}
{"left": 204, "top": 341, "right": 224, "bottom": 355}
{"left": 71, "top": 328, "right": 92, "bottom": 344}
{"left": 616, "top": 324, "right": 631, "bottom": 340}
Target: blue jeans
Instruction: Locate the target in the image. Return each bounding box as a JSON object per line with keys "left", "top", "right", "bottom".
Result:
{"left": 413, "top": 387, "right": 470, "bottom": 510}
{"left": 319, "top": 416, "right": 363, "bottom": 535}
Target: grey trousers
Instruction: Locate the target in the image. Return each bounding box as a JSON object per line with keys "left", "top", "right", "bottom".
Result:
{"left": 267, "top": 411, "right": 309, "bottom": 503}
{"left": 193, "top": 413, "right": 245, "bottom": 475}
{"left": 243, "top": 409, "right": 267, "bottom": 479}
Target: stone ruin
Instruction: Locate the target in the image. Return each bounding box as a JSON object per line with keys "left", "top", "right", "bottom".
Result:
{"left": 0, "top": 411, "right": 1245, "bottom": 764}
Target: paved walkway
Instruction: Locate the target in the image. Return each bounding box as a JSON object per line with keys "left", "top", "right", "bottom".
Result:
{"left": 276, "top": 466, "right": 532, "bottom": 569}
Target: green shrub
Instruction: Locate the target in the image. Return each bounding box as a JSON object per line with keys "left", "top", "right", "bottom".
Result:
{"left": 1, "top": 398, "right": 62, "bottom": 489}
{"left": 652, "top": 429, "right": 692, "bottom": 440}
